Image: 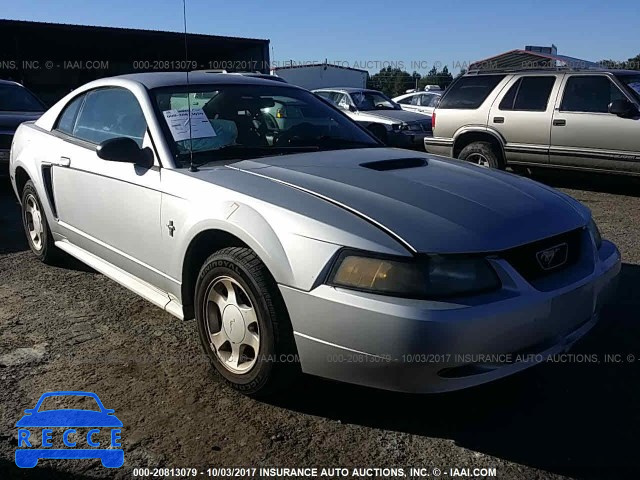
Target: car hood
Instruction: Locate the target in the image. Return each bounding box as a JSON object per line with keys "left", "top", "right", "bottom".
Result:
{"left": 231, "top": 149, "right": 589, "bottom": 254}
{"left": 357, "top": 109, "right": 428, "bottom": 124}
{"left": 0, "top": 111, "right": 43, "bottom": 130}
{"left": 16, "top": 410, "right": 123, "bottom": 428}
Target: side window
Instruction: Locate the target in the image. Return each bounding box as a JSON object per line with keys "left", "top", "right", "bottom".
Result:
{"left": 332, "top": 93, "right": 350, "bottom": 109}
{"left": 315, "top": 91, "right": 332, "bottom": 101}
{"left": 438, "top": 75, "right": 506, "bottom": 109}
{"left": 560, "top": 76, "right": 627, "bottom": 113}
{"left": 500, "top": 76, "right": 556, "bottom": 111}
{"left": 419, "top": 94, "right": 433, "bottom": 106}
{"left": 499, "top": 79, "right": 520, "bottom": 110}
{"left": 429, "top": 95, "right": 441, "bottom": 107}
{"left": 55, "top": 95, "right": 85, "bottom": 135}
{"left": 397, "top": 96, "right": 414, "bottom": 105}
{"left": 73, "top": 88, "right": 147, "bottom": 146}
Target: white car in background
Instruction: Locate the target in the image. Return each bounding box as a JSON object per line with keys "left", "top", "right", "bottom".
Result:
{"left": 313, "top": 88, "right": 431, "bottom": 149}
{"left": 393, "top": 88, "right": 442, "bottom": 117}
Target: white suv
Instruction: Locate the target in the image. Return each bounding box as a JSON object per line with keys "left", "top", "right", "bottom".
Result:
{"left": 425, "top": 68, "right": 640, "bottom": 175}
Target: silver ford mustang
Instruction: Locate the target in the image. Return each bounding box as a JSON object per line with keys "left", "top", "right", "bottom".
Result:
{"left": 9, "top": 72, "right": 621, "bottom": 396}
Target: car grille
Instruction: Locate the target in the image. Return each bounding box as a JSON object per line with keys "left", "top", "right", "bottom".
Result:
{"left": 0, "top": 133, "right": 12, "bottom": 150}
{"left": 500, "top": 228, "right": 583, "bottom": 281}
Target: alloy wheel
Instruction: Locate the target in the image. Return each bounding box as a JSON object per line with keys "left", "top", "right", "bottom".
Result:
{"left": 204, "top": 276, "right": 260, "bottom": 374}
{"left": 24, "top": 193, "right": 44, "bottom": 251}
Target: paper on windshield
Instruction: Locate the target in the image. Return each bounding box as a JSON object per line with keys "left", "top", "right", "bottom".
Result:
{"left": 162, "top": 108, "right": 216, "bottom": 142}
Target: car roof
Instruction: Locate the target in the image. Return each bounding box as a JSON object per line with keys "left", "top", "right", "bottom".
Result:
{"left": 464, "top": 68, "right": 640, "bottom": 76}
{"left": 113, "top": 71, "right": 301, "bottom": 89}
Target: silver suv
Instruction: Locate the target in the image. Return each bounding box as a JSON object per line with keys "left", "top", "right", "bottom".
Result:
{"left": 425, "top": 68, "right": 640, "bottom": 175}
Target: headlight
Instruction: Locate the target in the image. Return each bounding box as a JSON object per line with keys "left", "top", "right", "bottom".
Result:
{"left": 328, "top": 252, "right": 500, "bottom": 298}
{"left": 587, "top": 218, "right": 602, "bottom": 249}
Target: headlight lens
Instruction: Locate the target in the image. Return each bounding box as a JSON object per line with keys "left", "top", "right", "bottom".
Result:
{"left": 587, "top": 218, "right": 602, "bottom": 249}
{"left": 329, "top": 253, "right": 500, "bottom": 298}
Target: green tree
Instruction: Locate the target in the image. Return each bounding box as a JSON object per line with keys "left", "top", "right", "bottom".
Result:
{"left": 597, "top": 55, "right": 640, "bottom": 70}
{"left": 419, "top": 66, "right": 454, "bottom": 90}
{"left": 368, "top": 67, "right": 417, "bottom": 97}
{"left": 626, "top": 54, "right": 640, "bottom": 70}
{"left": 454, "top": 68, "right": 467, "bottom": 79}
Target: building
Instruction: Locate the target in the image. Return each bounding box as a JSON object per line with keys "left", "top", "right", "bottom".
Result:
{"left": 524, "top": 44, "right": 558, "bottom": 56}
{"left": 469, "top": 45, "right": 600, "bottom": 72}
{"left": 0, "top": 19, "right": 270, "bottom": 105}
{"left": 271, "top": 63, "right": 368, "bottom": 90}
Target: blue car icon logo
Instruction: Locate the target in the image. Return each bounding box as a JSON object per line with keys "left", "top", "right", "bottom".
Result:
{"left": 15, "top": 391, "right": 123, "bottom": 468}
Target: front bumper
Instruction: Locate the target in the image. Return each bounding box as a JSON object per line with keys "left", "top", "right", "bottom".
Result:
{"left": 281, "top": 240, "right": 621, "bottom": 393}
{"left": 424, "top": 136, "right": 454, "bottom": 157}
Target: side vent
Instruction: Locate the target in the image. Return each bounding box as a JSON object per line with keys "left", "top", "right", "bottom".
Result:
{"left": 41, "top": 166, "right": 58, "bottom": 218}
{"left": 361, "top": 158, "right": 428, "bottom": 171}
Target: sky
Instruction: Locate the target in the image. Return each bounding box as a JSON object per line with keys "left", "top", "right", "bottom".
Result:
{"left": 3, "top": 0, "right": 639, "bottom": 75}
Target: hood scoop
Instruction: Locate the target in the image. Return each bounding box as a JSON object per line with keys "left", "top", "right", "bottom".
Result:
{"left": 360, "top": 157, "right": 428, "bottom": 171}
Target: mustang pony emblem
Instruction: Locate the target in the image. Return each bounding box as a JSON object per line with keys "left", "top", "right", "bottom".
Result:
{"left": 536, "top": 243, "right": 569, "bottom": 270}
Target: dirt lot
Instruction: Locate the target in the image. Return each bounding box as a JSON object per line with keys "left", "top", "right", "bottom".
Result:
{"left": 1, "top": 171, "right": 639, "bottom": 480}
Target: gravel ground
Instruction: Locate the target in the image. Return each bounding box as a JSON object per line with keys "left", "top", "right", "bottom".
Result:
{"left": 0, "top": 170, "right": 639, "bottom": 480}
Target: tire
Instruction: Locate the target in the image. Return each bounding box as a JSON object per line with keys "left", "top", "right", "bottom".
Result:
{"left": 368, "top": 124, "right": 388, "bottom": 145}
{"left": 458, "top": 141, "right": 504, "bottom": 169}
{"left": 195, "top": 247, "right": 299, "bottom": 397}
{"left": 21, "top": 180, "right": 60, "bottom": 264}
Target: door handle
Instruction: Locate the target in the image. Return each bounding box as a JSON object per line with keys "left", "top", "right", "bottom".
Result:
{"left": 553, "top": 119, "right": 566, "bottom": 126}
{"left": 50, "top": 157, "right": 71, "bottom": 167}
{"left": 493, "top": 116, "right": 505, "bottom": 123}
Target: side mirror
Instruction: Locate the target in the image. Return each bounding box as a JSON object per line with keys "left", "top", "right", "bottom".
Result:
{"left": 608, "top": 99, "right": 637, "bottom": 118}
{"left": 347, "top": 105, "right": 357, "bottom": 112}
{"left": 24, "top": 409, "right": 35, "bottom": 415}
{"left": 96, "top": 137, "right": 154, "bottom": 168}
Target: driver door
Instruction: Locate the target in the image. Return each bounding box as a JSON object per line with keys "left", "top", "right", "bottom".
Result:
{"left": 550, "top": 74, "right": 640, "bottom": 174}
{"left": 51, "top": 87, "right": 166, "bottom": 289}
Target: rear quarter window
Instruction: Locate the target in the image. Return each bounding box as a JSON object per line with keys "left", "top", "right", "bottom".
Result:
{"left": 55, "top": 95, "right": 85, "bottom": 135}
{"left": 438, "top": 75, "right": 505, "bottom": 109}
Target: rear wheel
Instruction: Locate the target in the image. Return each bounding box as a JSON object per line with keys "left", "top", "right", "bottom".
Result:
{"left": 458, "top": 141, "right": 503, "bottom": 169}
{"left": 21, "top": 180, "right": 60, "bottom": 263}
{"left": 195, "top": 247, "right": 298, "bottom": 397}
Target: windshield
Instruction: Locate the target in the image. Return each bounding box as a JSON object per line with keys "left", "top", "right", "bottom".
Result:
{"left": 615, "top": 74, "right": 640, "bottom": 103}
{"left": 153, "top": 84, "right": 380, "bottom": 167}
{"left": 0, "top": 84, "right": 45, "bottom": 112}
{"left": 351, "top": 91, "right": 399, "bottom": 111}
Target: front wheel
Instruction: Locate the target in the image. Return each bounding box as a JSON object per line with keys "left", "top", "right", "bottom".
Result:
{"left": 195, "top": 247, "right": 298, "bottom": 397}
{"left": 458, "top": 141, "right": 504, "bottom": 169}
{"left": 21, "top": 180, "right": 60, "bottom": 263}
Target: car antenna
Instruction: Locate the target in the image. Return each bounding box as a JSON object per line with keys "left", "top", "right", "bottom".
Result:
{"left": 183, "top": 0, "right": 197, "bottom": 172}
